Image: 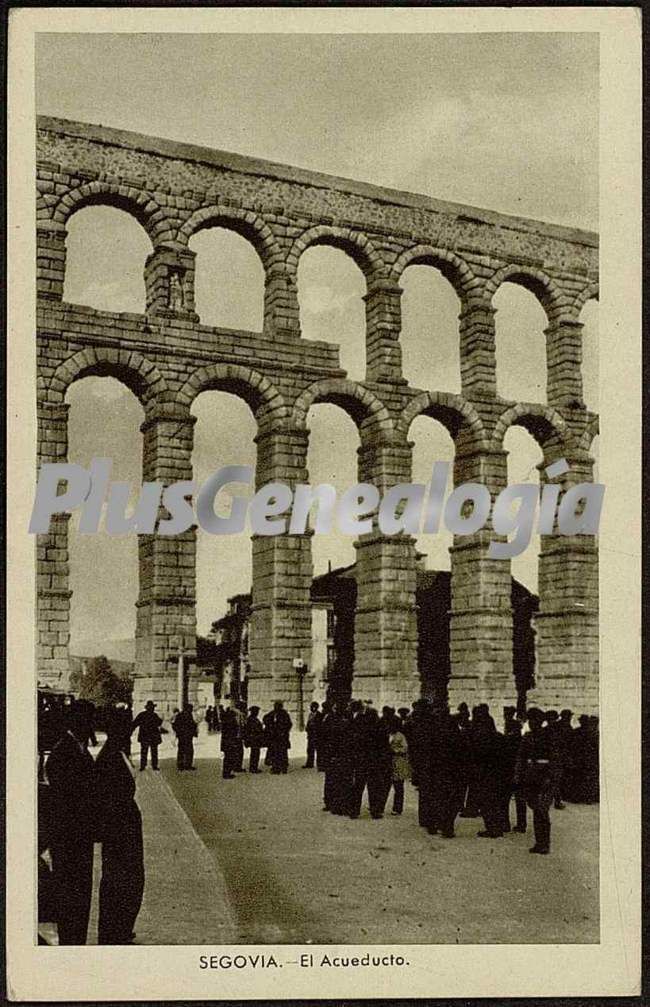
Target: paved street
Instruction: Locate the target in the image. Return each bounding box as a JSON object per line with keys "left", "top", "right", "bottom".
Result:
{"left": 147, "top": 729, "right": 600, "bottom": 946}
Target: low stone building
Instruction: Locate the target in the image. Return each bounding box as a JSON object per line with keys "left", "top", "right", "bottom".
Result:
{"left": 208, "top": 563, "right": 538, "bottom": 716}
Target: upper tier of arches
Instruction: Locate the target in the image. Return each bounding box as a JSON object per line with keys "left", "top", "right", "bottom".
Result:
{"left": 40, "top": 181, "right": 598, "bottom": 325}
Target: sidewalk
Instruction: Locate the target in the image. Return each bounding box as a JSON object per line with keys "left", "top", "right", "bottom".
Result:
{"left": 87, "top": 754, "right": 238, "bottom": 945}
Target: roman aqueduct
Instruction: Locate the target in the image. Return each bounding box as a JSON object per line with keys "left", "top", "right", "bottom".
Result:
{"left": 36, "top": 117, "right": 599, "bottom": 719}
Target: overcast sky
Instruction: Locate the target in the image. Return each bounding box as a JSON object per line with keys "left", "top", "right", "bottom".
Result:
{"left": 36, "top": 32, "right": 599, "bottom": 652}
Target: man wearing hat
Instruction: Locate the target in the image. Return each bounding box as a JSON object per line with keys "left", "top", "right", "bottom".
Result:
{"left": 131, "top": 700, "right": 163, "bottom": 771}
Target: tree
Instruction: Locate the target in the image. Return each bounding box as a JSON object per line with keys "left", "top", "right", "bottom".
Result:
{"left": 72, "top": 655, "right": 132, "bottom": 706}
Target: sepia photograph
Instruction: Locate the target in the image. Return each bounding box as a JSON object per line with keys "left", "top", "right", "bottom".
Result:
{"left": 6, "top": 6, "right": 641, "bottom": 1002}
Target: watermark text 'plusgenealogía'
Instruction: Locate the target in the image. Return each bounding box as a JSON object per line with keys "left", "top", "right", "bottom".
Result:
{"left": 29, "top": 459, "right": 604, "bottom": 559}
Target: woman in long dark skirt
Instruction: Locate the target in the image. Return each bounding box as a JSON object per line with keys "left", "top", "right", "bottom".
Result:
{"left": 95, "top": 712, "right": 145, "bottom": 945}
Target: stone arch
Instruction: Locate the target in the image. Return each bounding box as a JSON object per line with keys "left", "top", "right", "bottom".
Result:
{"left": 577, "top": 414, "right": 599, "bottom": 454}
{"left": 52, "top": 181, "right": 165, "bottom": 245}
{"left": 492, "top": 402, "right": 569, "bottom": 453}
{"left": 574, "top": 280, "right": 600, "bottom": 317}
{"left": 287, "top": 225, "right": 387, "bottom": 284}
{"left": 390, "top": 245, "right": 477, "bottom": 301}
{"left": 47, "top": 347, "right": 168, "bottom": 408}
{"left": 292, "top": 378, "right": 393, "bottom": 433}
{"left": 486, "top": 264, "right": 566, "bottom": 323}
{"left": 178, "top": 205, "right": 282, "bottom": 269}
{"left": 178, "top": 362, "right": 287, "bottom": 423}
{"left": 397, "top": 390, "right": 487, "bottom": 446}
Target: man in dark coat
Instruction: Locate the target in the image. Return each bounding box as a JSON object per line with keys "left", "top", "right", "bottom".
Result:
{"left": 499, "top": 718, "right": 526, "bottom": 833}
{"left": 44, "top": 700, "right": 98, "bottom": 945}
{"left": 473, "top": 710, "right": 506, "bottom": 839}
{"left": 264, "top": 701, "right": 293, "bottom": 774}
{"left": 365, "top": 709, "right": 393, "bottom": 819}
{"left": 544, "top": 710, "right": 566, "bottom": 809}
{"left": 572, "top": 714, "right": 599, "bottom": 803}
{"left": 423, "top": 709, "right": 467, "bottom": 839}
{"left": 172, "top": 703, "right": 198, "bottom": 771}
{"left": 514, "top": 707, "right": 561, "bottom": 854}
{"left": 304, "top": 701, "right": 323, "bottom": 769}
{"left": 220, "top": 707, "right": 241, "bottom": 779}
{"left": 95, "top": 712, "right": 144, "bottom": 944}
{"left": 320, "top": 702, "right": 345, "bottom": 812}
{"left": 408, "top": 699, "right": 436, "bottom": 831}
{"left": 555, "top": 708, "right": 575, "bottom": 803}
{"left": 131, "top": 700, "right": 163, "bottom": 770}
{"left": 243, "top": 706, "right": 265, "bottom": 773}
{"left": 75, "top": 698, "right": 98, "bottom": 749}
{"left": 347, "top": 701, "right": 374, "bottom": 818}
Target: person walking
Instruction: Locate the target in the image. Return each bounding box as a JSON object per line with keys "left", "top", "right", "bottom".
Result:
{"left": 95, "top": 712, "right": 145, "bottom": 944}
{"left": 131, "top": 700, "right": 162, "bottom": 771}
{"left": 243, "top": 706, "right": 265, "bottom": 773}
{"left": 172, "top": 703, "right": 198, "bottom": 771}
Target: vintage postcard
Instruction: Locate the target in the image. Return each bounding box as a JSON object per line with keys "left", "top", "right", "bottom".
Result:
{"left": 6, "top": 6, "right": 641, "bottom": 1001}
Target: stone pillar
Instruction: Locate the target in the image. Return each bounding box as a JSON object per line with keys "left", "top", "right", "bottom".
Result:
{"left": 353, "top": 432, "right": 419, "bottom": 707}
{"left": 364, "top": 280, "right": 404, "bottom": 384}
{"left": 546, "top": 320, "right": 584, "bottom": 407}
{"left": 459, "top": 300, "right": 497, "bottom": 398}
{"left": 36, "top": 402, "right": 71, "bottom": 687}
{"left": 144, "top": 245, "right": 198, "bottom": 321}
{"left": 134, "top": 406, "right": 197, "bottom": 721}
{"left": 263, "top": 262, "right": 301, "bottom": 338}
{"left": 448, "top": 444, "right": 515, "bottom": 714}
{"left": 36, "top": 221, "right": 67, "bottom": 301}
{"left": 248, "top": 424, "right": 313, "bottom": 721}
{"left": 531, "top": 449, "right": 599, "bottom": 714}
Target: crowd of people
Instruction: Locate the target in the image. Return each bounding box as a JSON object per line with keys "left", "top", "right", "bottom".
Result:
{"left": 38, "top": 686, "right": 599, "bottom": 944}
{"left": 304, "top": 698, "right": 599, "bottom": 856}
{"left": 195, "top": 694, "right": 598, "bottom": 859}
{"left": 173, "top": 700, "right": 294, "bottom": 777}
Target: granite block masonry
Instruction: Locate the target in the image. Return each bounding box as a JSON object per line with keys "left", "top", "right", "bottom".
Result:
{"left": 35, "top": 116, "right": 599, "bottom": 720}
